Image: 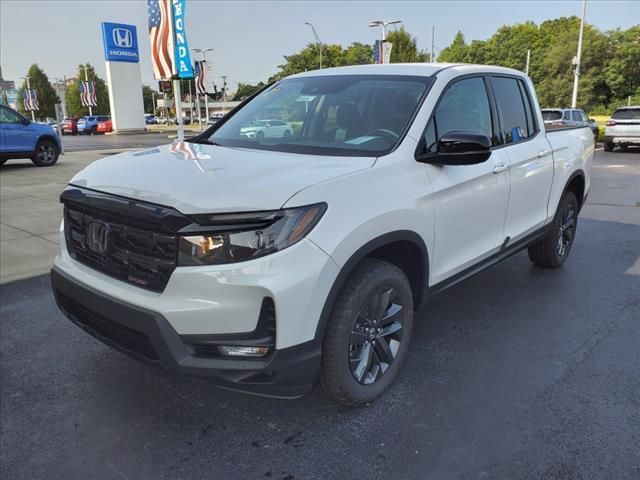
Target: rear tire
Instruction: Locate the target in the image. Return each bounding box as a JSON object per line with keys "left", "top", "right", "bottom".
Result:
{"left": 31, "top": 139, "right": 59, "bottom": 167}
{"left": 604, "top": 142, "right": 613, "bottom": 152}
{"left": 528, "top": 191, "right": 578, "bottom": 268}
{"left": 318, "top": 258, "right": 414, "bottom": 407}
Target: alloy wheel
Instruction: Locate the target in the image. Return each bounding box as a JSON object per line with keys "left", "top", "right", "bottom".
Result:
{"left": 38, "top": 144, "right": 55, "bottom": 164}
{"left": 349, "top": 287, "right": 404, "bottom": 385}
{"left": 557, "top": 203, "right": 576, "bottom": 257}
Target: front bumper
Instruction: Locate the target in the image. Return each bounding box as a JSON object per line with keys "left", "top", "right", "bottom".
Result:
{"left": 51, "top": 267, "right": 321, "bottom": 398}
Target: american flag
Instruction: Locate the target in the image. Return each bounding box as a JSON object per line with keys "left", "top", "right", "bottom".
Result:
{"left": 373, "top": 40, "right": 384, "bottom": 64}
{"left": 22, "top": 89, "right": 39, "bottom": 111}
{"left": 194, "top": 60, "right": 206, "bottom": 94}
{"left": 148, "top": 0, "right": 176, "bottom": 80}
{"left": 79, "top": 81, "right": 97, "bottom": 107}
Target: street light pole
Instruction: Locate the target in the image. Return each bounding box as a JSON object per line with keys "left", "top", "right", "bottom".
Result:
{"left": 304, "top": 22, "right": 323, "bottom": 69}
{"left": 571, "top": 0, "right": 587, "bottom": 109}
{"left": 82, "top": 66, "right": 93, "bottom": 116}
{"left": 431, "top": 26, "right": 435, "bottom": 62}
{"left": 368, "top": 20, "right": 402, "bottom": 63}
{"left": 525, "top": 49, "right": 531, "bottom": 76}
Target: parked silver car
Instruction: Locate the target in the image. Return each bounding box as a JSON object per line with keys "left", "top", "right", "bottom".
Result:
{"left": 604, "top": 106, "right": 640, "bottom": 152}
{"left": 541, "top": 108, "right": 598, "bottom": 141}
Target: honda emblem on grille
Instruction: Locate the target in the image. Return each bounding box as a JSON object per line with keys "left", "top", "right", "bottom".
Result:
{"left": 86, "top": 221, "right": 110, "bottom": 256}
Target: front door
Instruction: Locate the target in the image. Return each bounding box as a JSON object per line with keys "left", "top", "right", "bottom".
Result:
{"left": 420, "top": 76, "right": 511, "bottom": 284}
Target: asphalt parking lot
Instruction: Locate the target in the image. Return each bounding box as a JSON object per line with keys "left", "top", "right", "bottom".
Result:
{"left": 1, "top": 149, "right": 639, "bottom": 479}
{"left": 61, "top": 130, "right": 201, "bottom": 152}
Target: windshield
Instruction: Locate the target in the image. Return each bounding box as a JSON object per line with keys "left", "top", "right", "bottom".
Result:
{"left": 205, "top": 75, "right": 432, "bottom": 156}
{"left": 542, "top": 110, "right": 563, "bottom": 121}
{"left": 611, "top": 108, "right": 640, "bottom": 120}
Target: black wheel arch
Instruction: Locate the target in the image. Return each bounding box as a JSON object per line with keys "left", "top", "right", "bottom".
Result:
{"left": 314, "top": 230, "right": 430, "bottom": 344}
{"left": 559, "top": 169, "right": 586, "bottom": 212}
{"left": 36, "top": 135, "right": 60, "bottom": 151}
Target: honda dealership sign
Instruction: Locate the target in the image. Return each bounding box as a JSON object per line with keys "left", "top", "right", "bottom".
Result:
{"left": 101, "top": 21, "right": 144, "bottom": 132}
{"left": 101, "top": 22, "right": 140, "bottom": 63}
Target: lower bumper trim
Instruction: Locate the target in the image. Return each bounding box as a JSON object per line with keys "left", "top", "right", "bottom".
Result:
{"left": 51, "top": 267, "right": 321, "bottom": 399}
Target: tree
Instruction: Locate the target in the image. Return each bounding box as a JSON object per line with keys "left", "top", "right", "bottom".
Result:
{"left": 340, "top": 42, "right": 374, "bottom": 65}
{"left": 438, "top": 31, "right": 469, "bottom": 63}
{"left": 233, "top": 82, "right": 265, "bottom": 101}
{"left": 386, "top": 27, "right": 429, "bottom": 63}
{"left": 142, "top": 85, "right": 157, "bottom": 114}
{"left": 17, "top": 64, "right": 59, "bottom": 119}
{"left": 65, "top": 63, "right": 109, "bottom": 117}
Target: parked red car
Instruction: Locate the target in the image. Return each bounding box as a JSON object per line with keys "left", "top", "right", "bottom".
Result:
{"left": 60, "top": 117, "right": 79, "bottom": 135}
{"left": 96, "top": 118, "right": 112, "bottom": 134}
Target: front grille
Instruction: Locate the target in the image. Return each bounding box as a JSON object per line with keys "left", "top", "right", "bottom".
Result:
{"left": 57, "top": 290, "right": 159, "bottom": 364}
{"left": 62, "top": 188, "right": 191, "bottom": 292}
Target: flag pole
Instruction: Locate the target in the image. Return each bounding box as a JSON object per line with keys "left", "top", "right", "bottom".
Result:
{"left": 173, "top": 78, "right": 185, "bottom": 141}
{"left": 26, "top": 77, "right": 35, "bottom": 122}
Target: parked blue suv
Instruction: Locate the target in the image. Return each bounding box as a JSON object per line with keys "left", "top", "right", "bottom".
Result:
{"left": 0, "top": 105, "right": 61, "bottom": 167}
{"left": 77, "top": 115, "right": 110, "bottom": 135}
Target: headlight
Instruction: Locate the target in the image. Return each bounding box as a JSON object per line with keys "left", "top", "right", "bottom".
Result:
{"left": 178, "top": 203, "right": 326, "bottom": 266}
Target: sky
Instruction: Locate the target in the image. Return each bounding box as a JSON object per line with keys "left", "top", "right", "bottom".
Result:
{"left": 1, "top": 0, "right": 638, "bottom": 91}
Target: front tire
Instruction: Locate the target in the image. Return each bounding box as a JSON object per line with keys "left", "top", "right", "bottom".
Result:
{"left": 318, "top": 258, "right": 414, "bottom": 406}
{"left": 528, "top": 191, "right": 578, "bottom": 268}
{"left": 31, "top": 140, "right": 59, "bottom": 167}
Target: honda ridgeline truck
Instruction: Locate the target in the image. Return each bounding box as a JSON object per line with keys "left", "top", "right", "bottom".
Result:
{"left": 51, "top": 64, "right": 593, "bottom": 406}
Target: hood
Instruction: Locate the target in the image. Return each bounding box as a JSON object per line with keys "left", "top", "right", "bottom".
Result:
{"left": 69, "top": 142, "right": 375, "bottom": 214}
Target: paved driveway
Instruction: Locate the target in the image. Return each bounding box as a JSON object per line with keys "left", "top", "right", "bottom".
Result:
{"left": 1, "top": 149, "right": 639, "bottom": 479}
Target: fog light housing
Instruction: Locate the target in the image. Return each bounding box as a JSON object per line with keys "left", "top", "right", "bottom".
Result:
{"left": 218, "top": 346, "right": 269, "bottom": 358}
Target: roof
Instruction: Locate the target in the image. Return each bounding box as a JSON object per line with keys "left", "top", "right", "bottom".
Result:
{"left": 288, "top": 63, "right": 527, "bottom": 79}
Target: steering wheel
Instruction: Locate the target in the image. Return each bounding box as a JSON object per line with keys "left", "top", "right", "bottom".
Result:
{"left": 365, "top": 129, "right": 400, "bottom": 141}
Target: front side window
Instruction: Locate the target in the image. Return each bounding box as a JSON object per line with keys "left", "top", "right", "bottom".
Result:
{"left": 0, "top": 106, "right": 25, "bottom": 125}
{"left": 492, "top": 77, "right": 530, "bottom": 144}
{"left": 205, "top": 75, "right": 432, "bottom": 157}
{"left": 421, "top": 77, "right": 493, "bottom": 154}
{"left": 571, "top": 111, "right": 582, "bottom": 122}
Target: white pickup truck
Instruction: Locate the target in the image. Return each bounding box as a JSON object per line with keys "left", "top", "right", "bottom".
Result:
{"left": 51, "top": 64, "right": 593, "bottom": 406}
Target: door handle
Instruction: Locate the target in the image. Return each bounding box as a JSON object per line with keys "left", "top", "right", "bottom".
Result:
{"left": 537, "top": 149, "right": 551, "bottom": 158}
{"left": 493, "top": 162, "right": 508, "bottom": 174}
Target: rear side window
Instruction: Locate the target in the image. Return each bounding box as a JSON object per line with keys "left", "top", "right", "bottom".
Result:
{"left": 611, "top": 108, "right": 640, "bottom": 120}
{"left": 422, "top": 77, "right": 493, "bottom": 154}
{"left": 542, "top": 111, "right": 562, "bottom": 121}
{"left": 492, "top": 77, "right": 530, "bottom": 144}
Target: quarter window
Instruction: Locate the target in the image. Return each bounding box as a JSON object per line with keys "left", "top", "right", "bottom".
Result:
{"left": 492, "top": 77, "right": 531, "bottom": 144}
{"left": 422, "top": 77, "right": 493, "bottom": 154}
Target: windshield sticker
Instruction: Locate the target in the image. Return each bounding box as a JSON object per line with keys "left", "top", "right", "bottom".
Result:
{"left": 344, "top": 136, "right": 378, "bottom": 145}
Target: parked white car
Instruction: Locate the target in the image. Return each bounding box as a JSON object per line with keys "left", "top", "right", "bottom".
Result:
{"left": 52, "top": 64, "right": 593, "bottom": 406}
{"left": 240, "top": 119, "right": 293, "bottom": 138}
{"left": 604, "top": 106, "right": 640, "bottom": 151}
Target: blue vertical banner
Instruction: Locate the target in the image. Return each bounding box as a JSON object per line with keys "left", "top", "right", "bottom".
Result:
{"left": 172, "top": 0, "right": 193, "bottom": 78}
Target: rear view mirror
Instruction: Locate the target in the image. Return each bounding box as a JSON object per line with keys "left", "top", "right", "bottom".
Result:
{"left": 418, "top": 131, "right": 492, "bottom": 165}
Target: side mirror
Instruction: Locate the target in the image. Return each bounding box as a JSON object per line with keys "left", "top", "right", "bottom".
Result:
{"left": 418, "top": 131, "right": 492, "bottom": 165}
{"left": 22, "top": 117, "right": 30, "bottom": 125}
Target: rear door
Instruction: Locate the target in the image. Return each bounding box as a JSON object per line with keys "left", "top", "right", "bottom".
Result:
{"left": 490, "top": 76, "right": 554, "bottom": 239}
{"left": 420, "top": 76, "right": 511, "bottom": 283}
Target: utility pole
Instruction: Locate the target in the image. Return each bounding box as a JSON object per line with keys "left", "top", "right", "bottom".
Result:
{"left": 188, "top": 79, "right": 193, "bottom": 123}
{"left": 82, "top": 66, "right": 93, "bottom": 116}
{"left": 571, "top": 0, "right": 587, "bottom": 109}
{"left": 194, "top": 78, "right": 201, "bottom": 129}
{"left": 525, "top": 49, "right": 531, "bottom": 76}
{"left": 305, "top": 22, "right": 323, "bottom": 69}
{"left": 221, "top": 75, "right": 228, "bottom": 112}
{"left": 152, "top": 91, "right": 156, "bottom": 115}
{"left": 21, "top": 76, "right": 35, "bottom": 121}
{"left": 431, "top": 26, "right": 435, "bottom": 62}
